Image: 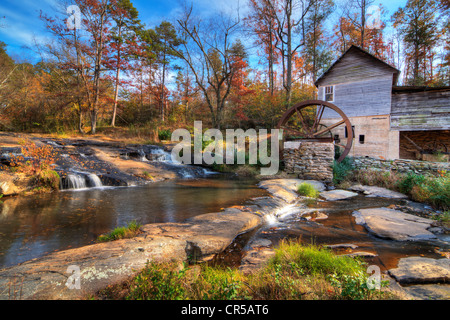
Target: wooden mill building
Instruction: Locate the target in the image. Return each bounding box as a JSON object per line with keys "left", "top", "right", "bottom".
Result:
{"left": 315, "top": 45, "right": 450, "bottom": 161}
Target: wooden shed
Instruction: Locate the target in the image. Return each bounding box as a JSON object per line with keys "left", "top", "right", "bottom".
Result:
{"left": 391, "top": 86, "right": 450, "bottom": 160}
{"left": 314, "top": 45, "right": 450, "bottom": 161}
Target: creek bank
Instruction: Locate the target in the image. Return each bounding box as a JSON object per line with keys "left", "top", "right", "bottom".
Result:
{"left": 0, "top": 137, "right": 213, "bottom": 196}
{"left": 238, "top": 183, "right": 450, "bottom": 300}
{"left": 0, "top": 178, "right": 309, "bottom": 300}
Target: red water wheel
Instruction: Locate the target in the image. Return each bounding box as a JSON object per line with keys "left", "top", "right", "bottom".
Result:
{"left": 276, "top": 100, "right": 353, "bottom": 163}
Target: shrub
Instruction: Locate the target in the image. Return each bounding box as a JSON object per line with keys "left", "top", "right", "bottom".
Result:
{"left": 409, "top": 175, "right": 450, "bottom": 210}
{"left": 398, "top": 173, "right": 426, "bottom": 194}
{"left": 127, "top": 262, "right": 187, "bottom": 300}
{"left": 158, "top": 129, "right": 172, "bottom": 141}
{"left": 332, "top": 157, "right": 354, "bottom": 185}
{"left": 9, "top": 139, "right": 60, "bottom": 191}
{"left": 297, "top": 183, "right": 320, "bottom": 198}
{"left": 11, "top": 139, "right": 58, "bottom": 175}
{"left": 37, "top": 169, "right": 60, "bottom": 190}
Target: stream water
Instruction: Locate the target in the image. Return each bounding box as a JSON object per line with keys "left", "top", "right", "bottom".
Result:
{"left": 216, "top": 194, "right": 449, "bottom": 272}
{"left": 0, "top": 176, "right": 266, "bottom": 268}
{"left": 1, "top": 176, "right": 448, "bottom": 273}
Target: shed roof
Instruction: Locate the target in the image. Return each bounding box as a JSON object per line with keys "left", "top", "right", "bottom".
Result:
{"left": 314, "top": 45, "right": 400, "bottom": 87}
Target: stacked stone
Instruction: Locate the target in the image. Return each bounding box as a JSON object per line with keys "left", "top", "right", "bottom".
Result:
{"left": 352, "top": 157, "right": 450, "bottom": 175}
{"left": 283, "top": 142, "right": 334, "bottom": 182}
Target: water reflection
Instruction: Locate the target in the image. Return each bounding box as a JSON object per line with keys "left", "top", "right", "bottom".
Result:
{"left": 0, "top": 178, "right": 266, "bottom": 268}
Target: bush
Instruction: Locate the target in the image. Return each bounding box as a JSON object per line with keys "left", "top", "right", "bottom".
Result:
{"left": 398, "top": 173, "right": 426, "bottom": 194}
{"left": 158, "top": 129, "right": 172, "bottom": 141}
{"left": 408, "top": 174, "right": 450, "bottom": 210}
{"left": 332, "top": 157, "right": 354, "bottom": 185}
{"left": 37, "top": 169, "right": 60, "bottom": 190}
{"left": 297, "top": 183, "right": 320, "bottom": 198}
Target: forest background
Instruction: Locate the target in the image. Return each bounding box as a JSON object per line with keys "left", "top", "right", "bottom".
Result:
{"left": 0, "top": 0, "right": 448, "bottom": 139}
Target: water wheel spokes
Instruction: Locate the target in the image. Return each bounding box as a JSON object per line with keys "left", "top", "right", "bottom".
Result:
{"left": 277, "top": 100, "right": 353, "bottom": 163}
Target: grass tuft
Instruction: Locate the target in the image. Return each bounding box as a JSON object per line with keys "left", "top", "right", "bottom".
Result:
{"left": 97, "top": 220, "right": 142, "bottom": 243}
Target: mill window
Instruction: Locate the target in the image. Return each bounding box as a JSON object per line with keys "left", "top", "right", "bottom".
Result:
{"left": 324, "top": 86, "right": 334, "bottom": 102}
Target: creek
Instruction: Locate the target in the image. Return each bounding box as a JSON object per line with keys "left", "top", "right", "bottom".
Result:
{"left": 0, "top": 176, "right": 266, "bottom": 268}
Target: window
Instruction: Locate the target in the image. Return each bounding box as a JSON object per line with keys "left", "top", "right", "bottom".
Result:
{"left": 324, "top": 86, "right": 334, "bottom": 102}
{"left": 359, "top": 135, "right": 365, "bottom": 144}
{"left": 345, "top": 125, "right": 355, "bottom": 138}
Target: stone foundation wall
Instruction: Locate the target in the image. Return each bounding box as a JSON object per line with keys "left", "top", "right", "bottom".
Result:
{"left": 282, "top": 142, "right": 334, "bottom": 182}
{"left": 351, "top": 156, "right": 450, "bottom": 174}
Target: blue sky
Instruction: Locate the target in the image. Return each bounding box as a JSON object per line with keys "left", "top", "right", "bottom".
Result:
{"left": 0, "top": 0, "right": 408, "bottom": 63}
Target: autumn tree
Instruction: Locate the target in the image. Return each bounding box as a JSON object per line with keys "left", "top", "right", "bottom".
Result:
{"left": 173, "top": 5, "right": 242, "bottom": 129}
{"left": 302, "top": 0, "right": 334, "bottom": 82}
{"left": 107, "top": 0, "right": 142, "bottom": 127}
{"left": 0, "top": 42, "right": 17, "bottom": 129}
{"left": 392, "top": 0, "right": 440, "bottom": 85}
{"left": 265, "top": 0, "right": 314, "bottom": 107}
{"left": 245, "top": 0, "right": 280, "bottom": 96}
{"left": 153, "top": 21, "right": 183, "bottom": 122}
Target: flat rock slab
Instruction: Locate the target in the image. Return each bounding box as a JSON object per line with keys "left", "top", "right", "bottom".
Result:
{"left": 258, "top": 179, "right": 325, "bottom": 203}
{"left": 0, "top": 208, "right": 263, "bottom": 300}
{"left": 320, "top": 189, "right": 358, "bottom": 201}
{"left": 350, "top": 184, "right": 408, "bottom": 199}
{"left": 353, "top": 207, "right": 438, "bottom": 241}
{"left": 239, "top": 237, "right": 275, "bottom": 275}
{"left": 389, "top": 257, "right": 450, "bottom": 285}
{"left": 401, "top": 284, "right": 450, "bottom": 300}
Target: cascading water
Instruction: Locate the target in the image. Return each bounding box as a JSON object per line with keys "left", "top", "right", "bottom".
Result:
{"left": 87, "top": 173, "right": 103, "bottom": 188}
{"left": 61, "top": 172, "right": 103, "bottom": 190}
{"left": 149, "top": 148, "right": 174, "bottom": 162}
{"left": 62, "top": 174, "right": 87, "bottom": 190}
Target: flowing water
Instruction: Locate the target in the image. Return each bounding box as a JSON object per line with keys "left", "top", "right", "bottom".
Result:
{"left": 238, "top": 195, "right": 450, "bottom": 271}
{"left": 1, "top": 173, "right": 448, "bottom": 272}
{"left": 0, "top": 176, "right": 267, "bottom": 268}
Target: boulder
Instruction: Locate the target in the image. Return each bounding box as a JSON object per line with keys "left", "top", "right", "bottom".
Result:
{"left": 388, "top": 256, "right": 450, "bottom": 285}
{"left": 401, "top": 284, "right": 450, "bottom": 300}
{"left": 0, "top": 172, "right": 33, "bottom": 196}
{"left": 350, "top": 184, "right": 408, "bottom": 199}
{"left": 239, "top": 237, "right": 275, "bottom": 275}
{"left": 258, "top": 179, "right": 325, "bottom": 203}
{"left": 353, "top": 207, "right": 438, "bottom": 241}
{"left": 319, "top": 189, "right": 359, "bottom": 201}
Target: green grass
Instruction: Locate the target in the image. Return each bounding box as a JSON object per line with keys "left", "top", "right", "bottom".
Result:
{"left": 96, "top": 220, "right": 142, "bottom": 243}
{"left": 98, "top": 241, "right": 394, "bottom": 300}
{"left": 297, "top": 183, "right": 320, "bottom": 198}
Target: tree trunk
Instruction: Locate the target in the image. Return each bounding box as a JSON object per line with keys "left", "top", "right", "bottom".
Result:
{"left": 111, "top": 25, "right": 123, "bottom": 127}
{"left": 90, "top": 110, "right": 97, "bottom": 135}
{"left": 111, "top": 67, "right": 120, "bottom": 127}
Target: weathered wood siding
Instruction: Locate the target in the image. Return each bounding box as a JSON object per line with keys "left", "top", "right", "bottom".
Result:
{"left": 318, "top": 76, "right": 393, "bottom": 118}
{"left": 316, "top": 49, "right": 397, "bottom": 87}
{"left": 391, "top": 90, "right": 450, "bottom": 131}
{"left": 316, "top": 48, "right": 396, "bottom": 119}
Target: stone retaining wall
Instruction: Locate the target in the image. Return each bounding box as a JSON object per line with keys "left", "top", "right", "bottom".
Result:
{"left": 351, "top": 156, "right": 450, "bottom": 174}
{"left": 282, "top": 142, "right": 334, "bottom": 182}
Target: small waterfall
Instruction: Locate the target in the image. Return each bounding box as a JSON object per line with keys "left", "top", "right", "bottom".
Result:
{"left": 87, "top": 173, "right": 103, "bottom": 188}
{"left": 148, "top": 148, "right": 173, "bottom": 162}
{"left": 63, "top": 174, "right": 87, "bottom": 190}
{"left": 61, "top": 172, "right": 103, "bottom": 190}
